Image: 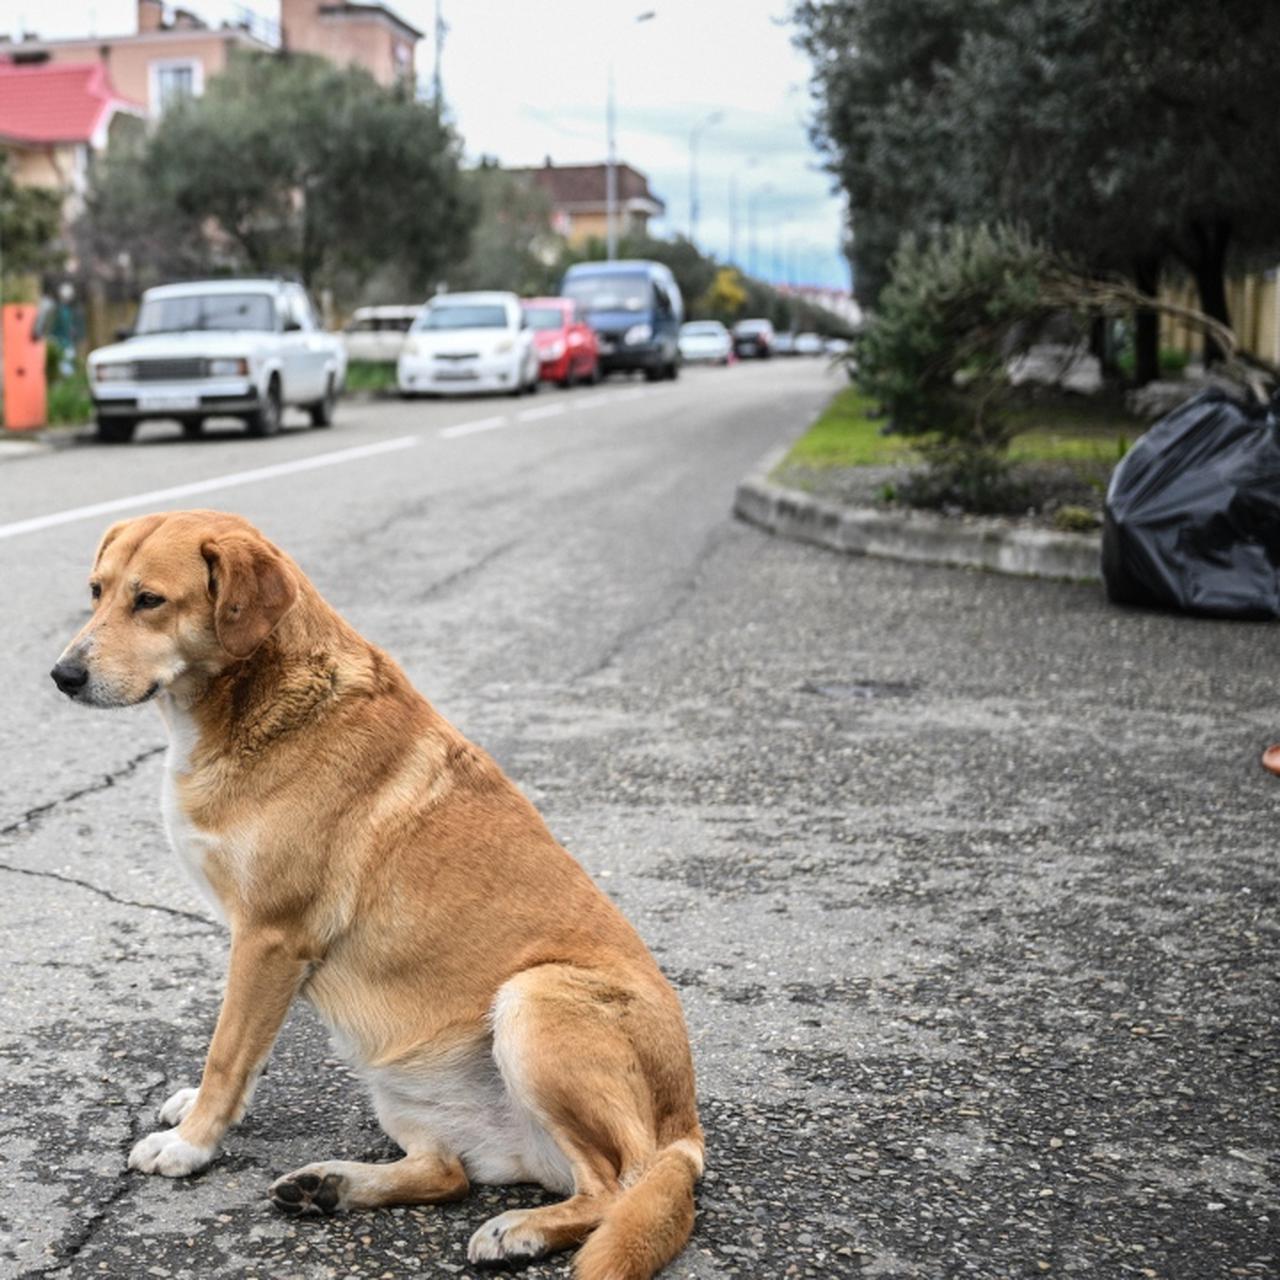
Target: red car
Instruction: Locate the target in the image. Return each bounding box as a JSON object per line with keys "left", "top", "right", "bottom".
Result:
{"left": 522, "top": 297, "right": 600, "bottom": 387}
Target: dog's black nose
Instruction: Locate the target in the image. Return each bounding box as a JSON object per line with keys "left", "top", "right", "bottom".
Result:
{"left": 50, "top": 660, "right": 89, "bottom": 695}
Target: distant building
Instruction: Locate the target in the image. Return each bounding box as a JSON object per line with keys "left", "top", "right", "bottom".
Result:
{"left": 0, "top": 0, "right": 420, "bottom": 121}
{"left": 777, "top": 284, "right": 863, "bottom": 331}
{"left": 281, "top": 0, "right": 421, "bottom": 88}
{"left": 510, "top": 160, "right": 666, "bottom": 247}
{"left": 0, "top": 60, "right": 143, "bottom": 215}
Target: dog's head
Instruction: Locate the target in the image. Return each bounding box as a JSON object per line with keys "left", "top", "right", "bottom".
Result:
{"left": 50, "top": 510, "right": 298, "bottom": 708}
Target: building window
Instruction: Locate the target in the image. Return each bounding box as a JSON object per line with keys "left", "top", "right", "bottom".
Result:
{"left": 149, "top": 59, "right": 204, "bottom": 115}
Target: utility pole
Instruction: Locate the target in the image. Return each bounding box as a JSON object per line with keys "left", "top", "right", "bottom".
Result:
{"left": 688, "top": 110, "right": 722, "bottom": 247}
{"left": 432, "top": 0, "right": 446, "bottom": 116}
{"left": 747, "top": 182, "right": 772, "bottom": 279}
{"left": 606, "top": 10, "right": 656, "bottom": 261}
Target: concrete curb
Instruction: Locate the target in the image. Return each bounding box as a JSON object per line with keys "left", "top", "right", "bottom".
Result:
{"left": 734, "top": 448, "right": 1102, "bottom": 582}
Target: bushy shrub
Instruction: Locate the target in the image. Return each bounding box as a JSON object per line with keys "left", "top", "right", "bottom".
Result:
{"left": 856, "top": 224, "right": 1068, "bottom": 507}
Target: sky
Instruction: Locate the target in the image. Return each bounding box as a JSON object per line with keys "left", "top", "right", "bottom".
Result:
{"left": 4, "top": 0, "right": 851, "bottom": 289}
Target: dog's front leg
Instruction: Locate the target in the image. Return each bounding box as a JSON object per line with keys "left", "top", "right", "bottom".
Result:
{"left": 129, "top": 925, "right": 307, "bottom": 1177}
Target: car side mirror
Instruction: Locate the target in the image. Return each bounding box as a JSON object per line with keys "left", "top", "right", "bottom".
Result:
{"left": 283, "top": 319, "right": 303, "bottom": 333}
{"left": 115, "top": 327, "right": 133, "bottom": 341}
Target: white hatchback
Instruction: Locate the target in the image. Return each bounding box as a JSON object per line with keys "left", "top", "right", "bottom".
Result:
{"left": 397, "top": 292, "right": 539, "bottom": 397}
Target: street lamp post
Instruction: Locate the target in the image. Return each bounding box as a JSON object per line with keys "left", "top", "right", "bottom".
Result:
{"left": 606, "top": 9, "right": 657, "bottom": 261}
{"left": 747, "top": 182, "right": 773, "bottom": 279}
{"left": 688, "top": 110, "right": 723, "bottom": 247}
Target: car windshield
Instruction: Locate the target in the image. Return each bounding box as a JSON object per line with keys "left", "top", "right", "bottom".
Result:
{"left": 563, "top": 275, "right": 649, "bottom": 313}
{"left": 135, "top": 292, "right": 276, "bottom": 334}
{"left": 682, "top": 323, "right": 722, "bottom": 336}
{"left": 523, "top": 307, "right": 565, "bottom": 331}
{"left": 414, "top": 305, "right": 509, "bottom": 331}
{"left": 736, "top": 320, "right": 770, "bottom": 335}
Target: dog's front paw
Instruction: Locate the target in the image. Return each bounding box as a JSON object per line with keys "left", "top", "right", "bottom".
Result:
{"left": 158, "top": 1086, "right": 199, "bottom": 1127}
{"left": 128, "top": 1128, "right": 215, "bottom": 1177}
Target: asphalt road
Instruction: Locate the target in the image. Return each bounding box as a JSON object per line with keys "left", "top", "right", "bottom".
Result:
{"left": 1, "top": 360, "right": 1276, "bottom": 1280}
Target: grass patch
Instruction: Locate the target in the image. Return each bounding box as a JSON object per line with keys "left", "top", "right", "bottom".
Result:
{"left": 344, "top": 360, "right": 398, "bottom": 394}
{"left": 783, "top": 385, "right": 1135, "bottom": 471}
{"left": 46, "top": 368, "right": 93, "bottom": 426}
{"left": 782, "top": 387, "right": 917, "bottom": 468}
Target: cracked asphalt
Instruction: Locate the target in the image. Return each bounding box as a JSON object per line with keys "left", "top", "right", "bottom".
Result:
{"left": 1, "top": 359, "right": 1276, "bottom": 1279}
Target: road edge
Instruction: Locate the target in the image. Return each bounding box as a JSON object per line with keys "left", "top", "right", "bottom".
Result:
{"left": 733, "top": 448, "right": 1102, "bottom": 583}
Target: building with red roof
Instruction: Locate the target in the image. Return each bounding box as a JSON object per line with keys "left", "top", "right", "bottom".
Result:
{"left": 0, "top": 59, "right": 143, "bottom": 211}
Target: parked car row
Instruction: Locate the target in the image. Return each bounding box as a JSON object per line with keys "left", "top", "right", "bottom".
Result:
{"left": 85, "top": 261, "right": 850, "bottom": 442}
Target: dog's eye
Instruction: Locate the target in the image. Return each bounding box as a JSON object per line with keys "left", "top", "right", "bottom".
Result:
{"left": 135, "top": 592, "right": 166, "bottom": 611}
{"left": 89, "top": 582, "right": 101, "bottom": 601}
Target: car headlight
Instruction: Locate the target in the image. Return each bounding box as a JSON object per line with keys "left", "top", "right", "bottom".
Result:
{"left": 624, "top": 323, "right": 652, "bottom": 345}
{"left": 544, "top": 341, "right": 566, "bottom": 361}
{"left": 494, "top": 339, "right": 515, "bottom": 355}
{"left": 206, "top": 357, "right": 248, "bottom": 377}
{"left": 92, "top": 362, "right": 135, "bottom": 383}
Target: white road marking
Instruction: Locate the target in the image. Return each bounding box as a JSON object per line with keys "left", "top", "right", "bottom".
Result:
{"left": 2, "top": 383, "right": 684, "bottom": 543}
{"left": 516, "top": 404, "right": 567, "bottom": 422}
{"left": 438, "top": 415, "right": 509, "bottom": 439}
{"left": 0, "top": 436, "right": 419, "bottom": 542}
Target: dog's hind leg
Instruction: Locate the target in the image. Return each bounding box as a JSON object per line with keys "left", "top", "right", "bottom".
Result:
{"left": 269, "top": 1149, "right": 468, "bottom": 1215}
{"left": 466, "top": 964, "right": 689, "bottom": 1270}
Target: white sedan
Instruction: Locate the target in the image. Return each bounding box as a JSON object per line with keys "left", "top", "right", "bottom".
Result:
{"left": 397, "top": 292, "right": 540, "bottom": 397}
{"left": 678, "top": 320, "right": 732, "bottom": 365}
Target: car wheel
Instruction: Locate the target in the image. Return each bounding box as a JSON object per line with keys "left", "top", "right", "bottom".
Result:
{"left": 96, "top": 416, "right": 137, "bottom": 444}
{"left": 560, "top": 362, "right": 577, "bottom": 390}
{"left": 180, "top": 416, "right": 204, "bottom": 439}
{"left": 644, "top": 365, "right": 664, "bottom": 383}
{"left": 246, "top": 378, "right": 282, "bottom": 437}
{"left": 309, "top": 376, "right": 336, "bottom": 428}
{"left": 667, "top": 361, "right": 680, "bottom": 381}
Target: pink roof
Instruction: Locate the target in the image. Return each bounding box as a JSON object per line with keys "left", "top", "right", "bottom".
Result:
{"left": 0, "top": 59, "right": 142, "bottom": 146}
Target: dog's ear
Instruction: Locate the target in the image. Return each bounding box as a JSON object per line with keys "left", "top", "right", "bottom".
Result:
{"left": 200, "top": 533, "right": 298, "bottom": 659}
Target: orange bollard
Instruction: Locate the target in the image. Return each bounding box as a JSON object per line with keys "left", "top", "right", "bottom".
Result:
{"left": 2, "top": 303, "right": 48, "bottom": 430}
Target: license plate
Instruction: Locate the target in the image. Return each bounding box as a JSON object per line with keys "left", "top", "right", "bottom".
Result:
{"left": 434, "top": 371, "right": 477, "bottom": 382}
{"left": 139, "top": 393, "right": 200, "bottom": 412}
{"left": 598, "top": 341, "right": 615, "bottom": 354}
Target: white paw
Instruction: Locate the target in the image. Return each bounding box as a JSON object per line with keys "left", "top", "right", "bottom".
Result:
{"left": 467, "top": 1209, "right": 546, "bottom": 1265}
{"left": 128, "top": 1128, "right": 215, "bottom": 1177}
{"left": 158, "top": 1086, "right": 199, "bottom": 1127}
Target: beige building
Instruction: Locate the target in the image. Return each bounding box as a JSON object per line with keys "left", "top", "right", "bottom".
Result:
{"left": 281, "top": 0, "right": 421, "bottom": 88}
{"left": 0, "top": 0, "right": 420, "bottom": 119}
{"left": 510, "top": 161, "right": 667, "bottom": 248}
{"left": 0, "top": 3, "right": 274, "bottom": 118}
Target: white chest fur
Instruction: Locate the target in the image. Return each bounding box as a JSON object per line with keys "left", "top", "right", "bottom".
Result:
{"left": 157, "top": 696, "right": 228, "bottom": 922}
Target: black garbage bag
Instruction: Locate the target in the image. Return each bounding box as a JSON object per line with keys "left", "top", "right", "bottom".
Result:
{"left": 1103, "top": 388, "right": 1280, "bottom": 619}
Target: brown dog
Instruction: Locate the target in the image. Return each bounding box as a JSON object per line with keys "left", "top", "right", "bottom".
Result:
{"left": 51, "top": 510, "right": 703, "bottom": 1279}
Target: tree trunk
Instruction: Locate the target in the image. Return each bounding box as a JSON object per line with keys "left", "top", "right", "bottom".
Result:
{"left": 1183, "top": 218, "right": 1232, "bottom": 365}
{"left": 1131, "top": 256, "right": 1161, "bottom": 387}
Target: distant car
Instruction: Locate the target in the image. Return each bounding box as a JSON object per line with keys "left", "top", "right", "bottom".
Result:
{"left": 824, "top": 336, "right": 852, "bottom": 357}
{"left": 772, "top": 331, "right": 797, "bottom": 357}
{"left": 794, "top": 332, "right": 824, "bottom": 357}
{"left": 678, "top": 320, "right": 732, "bottom": 365}
{"left": 88, "top": 278, "right": 346, "bottom": 443}
{"left": 522, "top": 297, "right": 600, "bottom": 387}
{"left": 732, "top": 318, "right": 775, "bottom": 359}
{"left": 397, "top": 292, "right": 540, "bottom": 397}
{"left": 342, "top": 306, "right": 418, "bottom": 363}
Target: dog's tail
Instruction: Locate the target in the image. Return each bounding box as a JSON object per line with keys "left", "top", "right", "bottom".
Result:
{"left": 574, "top": 1134, "right": 704, "bottom": 1280}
